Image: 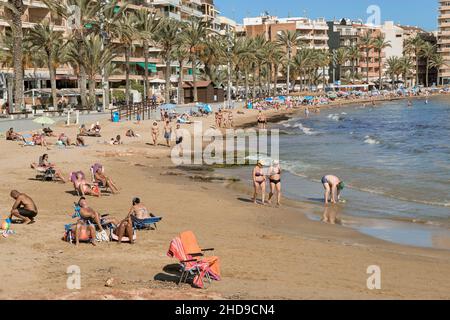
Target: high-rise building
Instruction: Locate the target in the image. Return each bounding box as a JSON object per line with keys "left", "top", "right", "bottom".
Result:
{"left": 438, "top": 0, "right": 450, "bottom": 84}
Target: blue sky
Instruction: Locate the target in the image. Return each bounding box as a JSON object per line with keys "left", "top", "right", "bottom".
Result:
{"left": 215, "top": 0, "right": 439, "bottom": 31}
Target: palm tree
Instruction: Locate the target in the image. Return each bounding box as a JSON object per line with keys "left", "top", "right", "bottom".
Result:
{"left": 135, "top": 9, "right": 161, "bottom": 102}
{"left": 68, "top": 35, "right": 117, "bottom": 109}
{"left": 335, "top": 47, "right": 349, "bottom": 83}
{"left": 238, "top": 37, "right": 256, "bottom": 99}
{"left": 181, "top": 18, "right": 208, "bottom": 103}
{"left": 430, "top": 54, "right": 446, "bottom": 86}
{"left": 27, "top": 22, "right": 67, "bottom": 109}
{"left": 3, "top": 1, "right": 26, "bottom": 111}
{"left": 43, "top": 0, "right": 101, "bottom": 108}
{"left": 154, "top": 17, "right": 181, "bottom": 103}
{"left": 277, "top": 30, "right": 302, "bottom": 95}
{"left": 373, "top": 34, "right": 391, "bottom": 89}
{"left": 293, "top": 48, "right": 312, "bottom": 91}
{"left": 398, "top": 56, "right": 414, "bottom": 87}
{"left": 420, "top": 42, "right": 436, "bottom": 88}
{"left": 404, "top": 35, "right": 425, "bottom": 86}
{"left": 385, "top": 56, "right": 401, "bottom": 90}
{"left": 347, "top": 45, "right": 360, "bottom": 83}
{"left": 172, "top": 38, "right": 189, "bottom": 105}
{"left": 359, "top": 30, "right": 374, "bottom": 84}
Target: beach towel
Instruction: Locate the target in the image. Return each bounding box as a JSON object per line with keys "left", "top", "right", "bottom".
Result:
{"left": 180, "top": 231, "right": 221, "bottom": 279}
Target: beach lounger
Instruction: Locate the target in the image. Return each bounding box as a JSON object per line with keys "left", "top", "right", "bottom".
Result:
{"left": 21, "top": 134, "right": 35, "bottom": 146}
{"left": 131, "top": 215, "right": 162, "bottom": 230}
{"left": 167, "top": 231, "right": 221, "bottom": 289}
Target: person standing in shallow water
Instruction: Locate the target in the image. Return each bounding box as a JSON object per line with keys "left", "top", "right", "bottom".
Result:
{"left": 321, "top": 175, "right": 345, "bottom": 204}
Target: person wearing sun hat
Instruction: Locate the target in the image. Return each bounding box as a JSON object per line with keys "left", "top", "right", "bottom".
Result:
{"left": 321, "top": 175, "right": 345, "bottom": 204}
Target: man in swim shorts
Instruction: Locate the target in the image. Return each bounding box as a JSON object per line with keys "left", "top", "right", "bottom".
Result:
{"left": 164, "top": 121, "right": 172, "bottom": 147}
{"left": 9, "top": 190, "right": 38, "bottom": 224}
{"left": 321, "top": 175, "right": 345, "bottom": 204}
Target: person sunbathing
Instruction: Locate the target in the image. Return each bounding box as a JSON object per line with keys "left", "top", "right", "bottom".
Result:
{"left": 92, "top": 164, "right": 119, "bottom": 194}
{"left": 112, "top": 215, "right": 135, "bottom": 245}
{"left": 31, "top": 154, "right": 67, "bottom": 183}
{"left": 77, "top": 197, "right": 106, "bottom": 232}
{"left": 9, "top": 190, "right": 38, "bottom": 225}
{"left": 58, "top": 133, "right": 72, "bottom": 146}
{"left": 76, "top": 135, "right": 86, "bottom": 147}
{"left": 79, "top": 124, "right": 101, "bottom": 137}
{"left": 68, "top": 221, "right": 97, "bottom": 246}
{"left": 74, "top": 172, "right": 100, "bottom": 197}
{"left": 112, "top": 135, "right": 122, "bottom": 145}
{"left": 6, "top": 128, "right": 24, "bottom": 141}
{"left": 128, "top": 197, "right": 154, "bottom": 220}
{"left": 32, "top": 133, "right": 49, "bottom": 148}
{"left": 126, "top": 129, "right": 137, "bottom": 138}
{"left": 42, "top": 127, "right": 56, "bottom": 137}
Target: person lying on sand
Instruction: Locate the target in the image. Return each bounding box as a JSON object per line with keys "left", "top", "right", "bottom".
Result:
{"left": 42, "top": 127, "right": 56, "bottom": 137}
{"left": 126, "top": 129, "right": 137, "bottom": 138}
{"left": 31, "top": 153, "right": 67, "bottom": 183}
{"left": 79, "top": 124, "right": 101, "bottom": 137}
{"left": 74, "top": 172, "right": 100, "bottom": 197}
{"left": 6, "top": 128, "right": 24, "bottom": 142}
{"left": 110, "top": 135, "right": 122, "bottom": 145}
{"left": 9, "top": 190, "right": 38, "bottom": 225}
{"left": 76, "top": 134, "right": 86, "bottom": 147}
{"left": 92, "top": 164, "right": 119, "bottom": 194}
{"left": 321, "top": 175, "right": 345, "bottom": 204}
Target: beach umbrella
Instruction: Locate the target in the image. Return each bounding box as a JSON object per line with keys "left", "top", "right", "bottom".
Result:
{"left": 33, "top": 116, "right": 55, "bottom": 126}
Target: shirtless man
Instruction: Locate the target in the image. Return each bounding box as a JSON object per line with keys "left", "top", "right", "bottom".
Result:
{"left": 6, "top": 128, "right": 24, "bottom": 141}
{"left": 174, "top": 124, "right": 184, "bottom": 155}
{"left": 163, "top": 121, "right": 172, "bottom": 147}
{"left": 151, "top": 122, "right": 159, "bottom": 146}
{"left": 9, "top": 190, "right": 38, "bottom": 224}
{"left": 78, "top": 197, "right": 106, "bottom": 232}
{"left": 74, "top": 172, "right": 100, "bottom": 197}
{"left": 321, "top": 175, "right": 345, "bottom": 204}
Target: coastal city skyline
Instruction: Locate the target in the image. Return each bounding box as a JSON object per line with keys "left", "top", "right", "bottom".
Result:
{"left": 217, "top": 0, "right": 439, "bottom": 31}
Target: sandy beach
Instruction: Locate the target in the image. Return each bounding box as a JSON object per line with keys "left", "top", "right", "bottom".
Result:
{"left": 0, "top": 102, "right": 449, "bottom": 300}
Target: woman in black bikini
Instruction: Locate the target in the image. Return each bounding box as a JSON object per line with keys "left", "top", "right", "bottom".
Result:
{"left": 252, "top": 161, "right": 266, "bottom": 205}
{"left": 268, "top": 160, "right": 282, "bottom": 206}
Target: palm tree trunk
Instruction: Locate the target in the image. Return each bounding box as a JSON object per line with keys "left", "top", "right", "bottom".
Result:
{"left": 426, "top": 59, "right": 429, "bottom": 88}
{"left": 165, "top": 57, "right": 171, "bottom": 103}
{"left": 88, "top": 76, "right": 96, "bottom": 109}
{"left": 11, "top": 3, "right": 24, "bottom": 111}
{"left": 79, "top": 65, "right": 87, "bottom": 108}
{"left": 244, "top": 68, "right": 249, "bottom": 99}
{"left": 48, "top": 59, "right": 57, "bottom": 109}
{"left": 143, "top": 41, "right": 150, "bottom": 102}
{"left": 286, "top": 48, "right": 291, "bottom": 95}
{"left": 104, "top": 63, "right": 110, "bottom": 109}
{"left": 378, "top": 51, "right": 382, "bottom": 90}
{"left": 415, "top": 51, "right": 419, "bottom": 86}
{"left": 366, "top": 49, "right": 370, "bottom": 84}
{"left": 274, "top": 65, "right": 279, "bottom": 96}
{"left": 125, "top": 46, "right": 131, "bottom": 105}
{"left": 192, "top": 55, "right": 198, "bottom": 102}
{"left": 178, "top": 59, "right": 184, "bottom": 105}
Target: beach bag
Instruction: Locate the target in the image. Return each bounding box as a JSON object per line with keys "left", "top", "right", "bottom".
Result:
{"left": 96, "top": 230, "right": 109, "bottom": 242}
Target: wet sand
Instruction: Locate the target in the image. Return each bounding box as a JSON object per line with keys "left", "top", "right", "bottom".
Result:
{"left": 0, "top": 105, "right": 449, "bottom": 300}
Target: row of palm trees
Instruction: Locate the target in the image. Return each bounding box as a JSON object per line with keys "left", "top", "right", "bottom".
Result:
{"left": 1, "top": 1, "right": 446, "bottom": 111}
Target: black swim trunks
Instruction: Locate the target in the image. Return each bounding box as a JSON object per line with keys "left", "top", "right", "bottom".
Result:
{"left": 18, "top": 208, "right": 37, "bottom": 218}
{"left": 176, "top": 137, "right": 183, "bottom": 145}
{"left": 321, "top": 176, "right": 328, "bottom": 184}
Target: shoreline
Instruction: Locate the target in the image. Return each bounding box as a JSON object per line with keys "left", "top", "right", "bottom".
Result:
{"left": 0, "top": 97, "right": 449, "bottom": 299}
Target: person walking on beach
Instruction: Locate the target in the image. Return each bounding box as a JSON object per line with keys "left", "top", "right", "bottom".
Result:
{"left": 268, "top": 160, "right": 282, "bottom": 206}
{"left": 164, "top": 121, "right": 172, "bottom": 147}
{"left": 252, "top": 161, "right": 267, "bottom": 205}
{"left": 321, "top": 175, "right": 345, "bottom": 204}
{"left": 174, "top": 124, "right": 184, "bottom": 156}
{"left": 9, "top": 190, "right": 38, "bottom": 224}
{"left": 151, "top": 122, "right": 159, "bottom": 146}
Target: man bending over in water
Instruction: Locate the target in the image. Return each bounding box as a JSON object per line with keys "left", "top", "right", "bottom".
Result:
{"left": 321, "top": 175, "right": 345, "bottom": 204}
{"left": 9, "top": 190, "right": 38, "bottom": 224}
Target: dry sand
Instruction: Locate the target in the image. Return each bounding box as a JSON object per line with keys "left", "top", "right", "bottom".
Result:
{"left": 0, "top": 105, "right": 449, "bottom": 300}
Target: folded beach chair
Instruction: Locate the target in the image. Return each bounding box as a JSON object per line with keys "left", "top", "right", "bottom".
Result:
{"left": 167, "top": 231, "right": 221, "bottom": 289}
{"left": 131, "top": 215, "right": 162, "bottom": 230}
